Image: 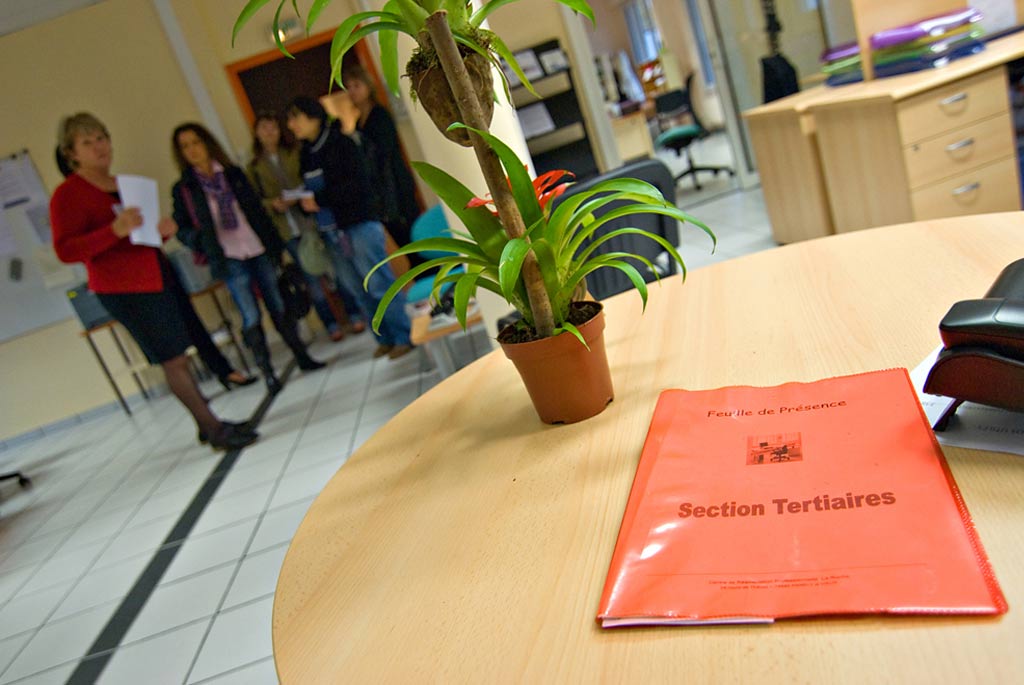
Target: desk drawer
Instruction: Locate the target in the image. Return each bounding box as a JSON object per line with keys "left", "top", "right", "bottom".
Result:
{"left": 903, "top": 112, "right": 1015, "bottom": 189}
{"left": 897, "top": 68, "right": 1008, "bottom": 145}
{"left": 910, "top": 156, "right": 1020, "bottom": 220}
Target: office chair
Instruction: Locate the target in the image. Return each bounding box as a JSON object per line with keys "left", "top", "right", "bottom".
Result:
{"left": 0, "top": 470, "right": 32, "bottom": 496}
{"left": 405, "top": 205, "right": 463, "bottom": 306}
{"left": 653, "top": 73, "right": 735, "bottom": 191}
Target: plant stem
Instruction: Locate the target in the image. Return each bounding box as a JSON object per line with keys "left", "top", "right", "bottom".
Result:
{"left": 424, "top": 10, "right": 556, "bottom": 338}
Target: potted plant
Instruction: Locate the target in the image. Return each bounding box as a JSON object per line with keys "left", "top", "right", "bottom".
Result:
{"left": 234, "top": 0, "right": 715, "bottom": 424}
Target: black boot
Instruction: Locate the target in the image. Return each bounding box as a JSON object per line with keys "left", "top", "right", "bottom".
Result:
{"left": 272, "top": 313, "right": 326, "bottom": 372}
{"left": 242, "top": 325, "right": 282, "bottom": 394}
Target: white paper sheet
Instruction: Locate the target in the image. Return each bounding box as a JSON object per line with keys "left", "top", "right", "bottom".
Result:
{"left": 116, "top": 175, "right": 162, "bottom": 247}
{"left": 909, "top": 346, "right": 1024, "bottom": 457}
{"left": 281, "top": 187, "right": 314, "bottom": 201}
{"left": 969, "top": 0, "right": 1017, "bottom": 34}
{"left": 517, "top": 102, "right": 557, "bottom": 139}
{"left": 0, "top": 211, "right": 16, "bottom": 257}
{"left": 513, "top": 50, "right": 544, "bottom": 80}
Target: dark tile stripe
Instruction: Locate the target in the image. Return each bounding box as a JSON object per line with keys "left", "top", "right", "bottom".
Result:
{"left": 65, "top": 363, "right": 294, "bottom": 685}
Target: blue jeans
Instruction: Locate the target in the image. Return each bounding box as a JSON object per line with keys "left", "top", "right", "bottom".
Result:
{"left": 223, "top": 254, "right": 284, "bottom": 329}
{"left": 322, "top": 221, "right": 411, "bottom": 346}
{"left": 285, "top": 238, "right": 340, "bottom": 334}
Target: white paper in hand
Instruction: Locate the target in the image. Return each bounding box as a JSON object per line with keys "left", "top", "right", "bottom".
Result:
{"left": 116, "top": 175, "right": 162, "bottom": 247}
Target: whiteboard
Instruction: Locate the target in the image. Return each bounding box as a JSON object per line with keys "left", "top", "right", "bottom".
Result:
{"left": 0, "top": 150, "right": 82, "bottom": 343}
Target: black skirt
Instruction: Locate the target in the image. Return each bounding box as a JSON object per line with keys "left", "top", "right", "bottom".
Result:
{"left": 96, "top": 257, "right": 193, "bottom": 364}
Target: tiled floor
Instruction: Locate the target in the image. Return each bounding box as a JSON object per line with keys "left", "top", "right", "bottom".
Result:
{"left": 0, "top": 158, "right": 777, "bottom": 684}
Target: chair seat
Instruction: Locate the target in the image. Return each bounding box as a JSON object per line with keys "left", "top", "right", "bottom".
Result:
{"left": 655, "top": 124, "right": 702, "bottom": 149}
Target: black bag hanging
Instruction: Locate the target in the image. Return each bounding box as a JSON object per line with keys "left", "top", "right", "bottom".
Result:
{"left": 278, "top": 262, "right": 312, "bottom": 320}
{"left": 760, "top": 0, "right": 800, "bottom": 103}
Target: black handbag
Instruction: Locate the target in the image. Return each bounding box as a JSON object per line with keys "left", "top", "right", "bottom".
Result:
{"left": 278, "top": 262, "right": 312, "bottom": 320}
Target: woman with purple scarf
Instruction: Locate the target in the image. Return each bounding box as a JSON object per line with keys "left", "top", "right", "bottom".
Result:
{"left": 171, "top": 123, "right": 324, "bottom": 394}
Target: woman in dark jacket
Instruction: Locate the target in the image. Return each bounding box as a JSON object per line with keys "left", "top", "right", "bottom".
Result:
{"left": 341, "top": 66, "right": 421, "bottom": 248}
{"left": 171, "top": 122, "right": 324, "bottom": 393}
{"left": 285, "top": 97, "right": 413, "bottom": 360}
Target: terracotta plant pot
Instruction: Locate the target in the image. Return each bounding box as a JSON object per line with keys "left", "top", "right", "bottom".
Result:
{"left": 408, "top": 52, "right": 494, "bottom": 147}
{"left": 500, "top": 303, "right": 614, "bottom": 424}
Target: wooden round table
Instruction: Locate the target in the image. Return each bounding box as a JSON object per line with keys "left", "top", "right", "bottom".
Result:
{"left": 273, "top": 214, "right": 1024, "bottom": 683}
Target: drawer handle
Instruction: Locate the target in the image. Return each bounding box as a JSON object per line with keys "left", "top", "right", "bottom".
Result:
{"left": 952, "top": 182, "right": 981, "bottom": 196}
{"left": 945, "top": 137, "right": 974, "bottom": 152}
{"left": 939, "top": 92, "right": 968, "bottom": 107}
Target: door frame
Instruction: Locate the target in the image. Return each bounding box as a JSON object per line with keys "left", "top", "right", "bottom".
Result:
{"left": 224, "top": 28, "right": 383, "bottom": 125}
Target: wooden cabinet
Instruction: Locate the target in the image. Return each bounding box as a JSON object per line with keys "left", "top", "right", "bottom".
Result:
{"left": 811, "top": 65, "right": 1021, "bottom": 234}
{"left": 745, "top": 32, "right": 1024, "bottom": 241}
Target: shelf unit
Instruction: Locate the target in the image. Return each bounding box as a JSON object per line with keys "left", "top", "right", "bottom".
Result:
{"left": 508, "top": 40, "right": 598, "bottom": 179}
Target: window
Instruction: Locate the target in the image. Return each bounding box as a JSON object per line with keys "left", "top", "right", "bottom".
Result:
{"left": 623, "top": 0, "right": 662, "bottom": 65}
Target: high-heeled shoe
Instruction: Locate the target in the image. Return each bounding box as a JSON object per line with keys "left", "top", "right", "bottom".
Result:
{"left": 198, "top": 420, "right": 254, "bottom": 445}
{"left": 207, "top": 423, "right": 259, "bottom": 451}
{"left": 218, "top": 371, "right": 258, "bottom": 391}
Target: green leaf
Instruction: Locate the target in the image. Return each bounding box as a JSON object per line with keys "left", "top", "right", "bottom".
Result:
{"left": 566, "top": 259, "right": 649, "bottom": 311}
{"left": 410, "top": 161, "right": 507, "bottom": 262}
{"left": 488, "top": 33, "right": 539, "bottom": 97}
{"left": 567, "top": 203, "right": 715, "bottom": 258}
{"left": 271, "top": 0, "right": 295, "bottom": 58}
{"left": 558, "top": 321, "right": 590, "bottom": 350}
{"left": 452, "top": 32, "right": 511, "bottom": 103}
{"left": 574, "top": 227, "right": 688, "bottom": 281}
{"left": 392, "top": 0, "right": 430, "bottom": 27}
{"left": 447, "top": 124, "right": 542, "bottom": 229}
{"left": 367, "top": 256, "right": 465, "bottom": 333}
{"left": 233, "top": 0, "right": 275, "bottom": 46}
{"left": 471, "top": 0, "right": 594, "bottom": 26}
{"left": 529, "top": 238, "right": 565, "bottom": 314}
{"left": 379, "top": 23, "right": 400, "bottom": 95}
{"left": 545, "top": 179, "right": 667, "bottom": 244}
{"left": 498, "top": 238, "right": 530, "bottom": 301}
{"left": 306, "top": 0, "right": 333, "bottom": 33}
{"left": 331, "top": 22, "right": 407, "bottom": 88}
{"left": 453, "top": 271, "right": 481, "bottom": 329}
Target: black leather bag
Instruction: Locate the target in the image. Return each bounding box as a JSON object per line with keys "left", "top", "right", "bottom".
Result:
{"left": 278, "top": 262, "right": 311, "bottom": 320}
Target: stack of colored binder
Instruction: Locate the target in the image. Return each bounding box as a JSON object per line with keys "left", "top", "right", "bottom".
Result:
{"left": 821, "top": 8, "right": 986, "bottom": 87}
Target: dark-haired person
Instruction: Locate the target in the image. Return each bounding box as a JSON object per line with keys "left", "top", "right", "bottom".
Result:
{"left": 50, "top": 112, "right": 257, "bottom": 451}
{"left": 247, "top": 112, "right": 365, "bottom": 342}
{"left": 171, "top": 122, "right": 325, "bottom": 393}
{"left": 341, "top": 66, "right": 422, "bottom": 253}
{"left": 285, "top": 96, "right": 413, "bottom": 360}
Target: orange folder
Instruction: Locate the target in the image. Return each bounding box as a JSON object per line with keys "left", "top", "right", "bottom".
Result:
{"left": 598, "top": 369, "right": 1006, "bottom": 627}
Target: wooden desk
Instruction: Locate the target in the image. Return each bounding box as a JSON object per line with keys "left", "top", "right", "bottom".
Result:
{"left": 745, "top": 31, "right": 1024, "bottom": 241}
{"left": 273, "top": 213, "right": 1024, "bottom": 683}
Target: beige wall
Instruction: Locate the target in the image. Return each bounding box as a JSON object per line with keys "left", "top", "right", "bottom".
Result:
{"left": 584, "top": 0, "right": 632, "bottom": 58}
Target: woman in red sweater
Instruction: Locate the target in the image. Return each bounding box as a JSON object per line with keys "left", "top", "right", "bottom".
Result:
{"left": 50, "top": 113, "right": 258, "bottom": 451}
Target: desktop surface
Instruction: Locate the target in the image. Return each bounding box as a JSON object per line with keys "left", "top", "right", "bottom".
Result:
{"left": 272, "top": 213, "right": 1024, "bottom": 683}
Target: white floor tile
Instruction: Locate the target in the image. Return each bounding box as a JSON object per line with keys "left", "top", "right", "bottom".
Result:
{"left": 0, "top": 581, "right": 72, "bottom": 642}
{"left": 94, "top": 514, "right": 178, "bottom": 570}
{"left": 1, "top": 601, "right": 114, "bottom": 682}
{"left": 125, "top": 482, "right": 201, "bottom": 529}
{"left": 18, "top": 539, "right": 105, "bottom": 595}
{"left": 191, "top": 656, "right": 277, "bottom": 685}
{"left": 52, "top": 553, "right": 150, "bottom": 620}
{"left": 0, "top": 663, "right": 76, "bottom": 685}
{"left": 0, "top": 633, "right": 32, "bottom": 676}
{"left": 123, "top": 565, "right": 234, "bottom": 644}
{"left": 162, "top": 518, "right": 259, "bottom": 585}
{"left": 186, "top": 596, "right": 274, "bottom": 683}
{"left": 221, "top": 544, "right": 288, "bottom": 611}
{"left": 0, "top": 534, "right": 65, "bottom": 576}
{"left": 99, "top": 619, "right": 210, "bottom": 685}
{"left": 0, "top": 566, "right": 34, "bottom": 607}
{"left": 57, "top": 505, "right": 137, "bottom": 553}
{"left": 282, "top": 432, "right": 352, "bottom": 474}
{"left": 266, "top": 460, "right": 340, "bottom": 511}
{"left": 248, "top": 499, "right": 313, "bottom": 554}
{"left": 191, "top": 482, "right": 275, "bottom": 537}
{"left": 216, "top": 456, "right": 283, "bottom": 499}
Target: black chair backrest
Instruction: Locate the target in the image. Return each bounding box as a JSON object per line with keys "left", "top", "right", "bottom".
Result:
{"left": 550, "top": 159, "right": 680, "bottom": 301}
{"left": 653, "top": 74, "right": 707, "bottom": 134}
